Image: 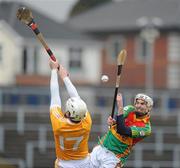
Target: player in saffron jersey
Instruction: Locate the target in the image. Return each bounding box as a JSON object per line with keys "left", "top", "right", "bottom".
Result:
{"left": 49, "top": 59, "right": 92, "bottom": 168}
{"left": 90, "top": 93, "right": 153, "bottom": 168}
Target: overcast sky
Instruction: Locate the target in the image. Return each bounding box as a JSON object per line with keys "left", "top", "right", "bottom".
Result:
{"left": 1, "top": 0, "right": 78, "bottom": 22}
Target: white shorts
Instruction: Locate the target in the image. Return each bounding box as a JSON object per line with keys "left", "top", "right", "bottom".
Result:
{"left": 56, "top": 156, "right": 93, "bottom": 168}
{"left": 90, "top": 145, "right": 120, "bottom": 168}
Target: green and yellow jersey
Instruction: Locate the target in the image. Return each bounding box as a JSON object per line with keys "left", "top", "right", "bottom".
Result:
{"left": 99, "top": 105, "right": 151, "bottom": 164}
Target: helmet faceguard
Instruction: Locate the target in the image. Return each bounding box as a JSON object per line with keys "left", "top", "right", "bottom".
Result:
{"left": 65, "top": 97, "right": 87, "bottom": 122}
{"left": 134, "top": 93, "right": 153, "bottom": 115}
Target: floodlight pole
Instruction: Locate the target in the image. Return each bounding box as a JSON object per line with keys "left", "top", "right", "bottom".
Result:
{"left": 137, "top": 17, "right": 161, "bottom": 97}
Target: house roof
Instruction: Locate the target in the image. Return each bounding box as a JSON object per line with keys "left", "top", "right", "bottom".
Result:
{"left": 67, "top": 0, "right": 180, "bottom": 32}
{"left": 0, "top": 1, "right": 90, "bottom": 40}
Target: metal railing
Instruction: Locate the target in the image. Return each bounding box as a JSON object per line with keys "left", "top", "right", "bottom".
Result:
{"left": 0, "top": 87, "right": 180, "bottom": 167}
{"left": 0, "top": 121, "right": 180, "bottom": 167}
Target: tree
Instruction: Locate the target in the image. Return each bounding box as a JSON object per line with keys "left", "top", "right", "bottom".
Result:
{"left": 69, "top": 0, "right": 112, "bottom": 17}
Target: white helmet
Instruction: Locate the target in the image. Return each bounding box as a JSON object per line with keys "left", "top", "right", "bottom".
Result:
{"left": 134, "top": 93, "right": 153, "bottom": 112}
{"left": 65, "top": 97, "right": 87, "bottom": 122}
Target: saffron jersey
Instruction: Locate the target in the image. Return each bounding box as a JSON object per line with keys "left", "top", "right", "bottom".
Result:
{"left": 50, "top": 106, "right": 92, "bottom": 160}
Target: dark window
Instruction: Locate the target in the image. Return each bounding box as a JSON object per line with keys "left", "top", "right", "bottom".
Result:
{"left": 2, "top": 93, "right": 20, "bottom": 105}
{"left": 168, "top": 97, "right": 180, "bottom": 109}
{"left": 22, "top": 47, "right": 28, "bottom": 73}
{"left": 69, "top": 48, "right": 82, "bottom": 70}
{"left": 2, "top": 93, "right": 50, "bottom": 106}
{"left": 26, "top": 95, "right": 40, "bottom": 105}
{"left": 137, "top": 37, "right": 149, "bottom": 62}
{"left": 113, "top": 40, "right": 123, "bottom": 59}
{"left": 108, "top": 37, "right": 124, "bottom": 61}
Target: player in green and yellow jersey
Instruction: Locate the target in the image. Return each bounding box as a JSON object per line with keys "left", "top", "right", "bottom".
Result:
{"left": 90, "top": 93, "right": 153, "bottom": 168}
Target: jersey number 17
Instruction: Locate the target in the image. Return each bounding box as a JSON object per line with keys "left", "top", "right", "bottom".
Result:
{"left": 59, "top": 136, "right": 83, "bottom": 151}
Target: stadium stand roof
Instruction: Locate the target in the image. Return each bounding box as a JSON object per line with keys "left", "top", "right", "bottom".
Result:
{"left": 67, "top": 0, "right": 180, "bottom": 32}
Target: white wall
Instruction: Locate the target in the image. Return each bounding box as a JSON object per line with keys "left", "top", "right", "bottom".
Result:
{"left": 38, "top": 40, "right": 102, "bottom": 84}
{"left": 83, "top": 44, "right": 102, "bottom": 83}
{"left": 0, "top": 22, "right": 22, "bottom": 86}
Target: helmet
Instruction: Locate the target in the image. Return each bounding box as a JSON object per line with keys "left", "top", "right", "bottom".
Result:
{"left": 65, "top": 97, "right": 87, "bottom": 122}
{"left": 134, "top": 93, "right": 153, "bottom": 112}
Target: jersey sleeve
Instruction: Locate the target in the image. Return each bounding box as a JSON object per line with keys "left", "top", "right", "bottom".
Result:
{"left": 63, "top": 77, "right": 79, "bottom": 98}
{"left": 50, "top": 69, "right": 61, "bottom": 108}
{"left": 123, "top": 105, "right": 135, "bottom": 118}
{"left": 130, "top": 122, "right": 151, "bottom": 138}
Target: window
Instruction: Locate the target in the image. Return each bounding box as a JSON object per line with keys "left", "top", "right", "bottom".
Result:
{"left": 22, "top": 46, "right": 39, "bottom": 74}
{"left": 69, "top": 48, "right": 82, "bottom": 71}
{"left": 113, "top": 40, "right": 122, "bottom": 59}
{"left": 33, "top": 46, "right": 38, "bottom": 73}
{"left": 2, "top": 93, "right": 50, "bottom": 106}
{"left": 22, "top": 47, "right": 28, "bottom": 73}
{"left": 167, "top": 65, "right": 180, "bottom": 89}
{"left": 26, "top": 95, "right": 40, "bottom": 105}
{"left": 136, "top": 37, "right": 149, "bottom": 62}
{"left": 168, "top": 97, "right": 180, "bottom": 110}
{"left": 108, "top": 36, "right": 124, "bottom": 61}
{"left": 2, "top": 93, "right": 20, "bottom": 105}
{"left": 167, "top": 34, "right": 180, "bottom": 89}
{"left": 168, "top": 33, "right": 180, "bottom": 61}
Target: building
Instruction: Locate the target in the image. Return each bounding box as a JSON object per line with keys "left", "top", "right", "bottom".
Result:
{"left": 0, "top": 1, "right": 102, "bottom": 86}
{"left": 68, "top": 0, "right": 180, "bottom": 90}
{"left": 0, "top": 0, "right": 180, "bottom": 108}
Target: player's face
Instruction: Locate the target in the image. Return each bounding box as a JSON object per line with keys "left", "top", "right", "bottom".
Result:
{"left": 64, "top": 111, "right": 70, "bottom": 118}
{"left": 134, "top": 98, "right": 148, "bottom": 114}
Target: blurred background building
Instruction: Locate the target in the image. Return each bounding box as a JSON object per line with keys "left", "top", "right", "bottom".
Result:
{"left": 0, "top": 0, "right": 180, "bottom": 167}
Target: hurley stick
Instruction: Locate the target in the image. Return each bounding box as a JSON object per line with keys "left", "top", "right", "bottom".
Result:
{"left": 16, "top": 7, "right": 56, "bottom": 62}
{"left": 111, "top": 49, "right": 127, "bottom": 118}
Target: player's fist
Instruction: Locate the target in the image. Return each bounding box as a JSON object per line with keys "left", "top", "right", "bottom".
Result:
{"left": 49, "top": 59, "right": 59, "bottom": 70}
{"left": 107, "top": 116, "right": 116, "bottom": 126}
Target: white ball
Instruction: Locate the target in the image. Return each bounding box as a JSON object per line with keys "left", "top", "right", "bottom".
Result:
{"left": 101, "top": 75, "right": 109, "bottom": 82}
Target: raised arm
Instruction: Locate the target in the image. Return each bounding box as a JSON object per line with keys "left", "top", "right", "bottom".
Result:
{"left": 58, "top": 65, "right": 79, "bottom": 98}
{"left": 116, "top": 93, "right": 132, "bottom": 136}
{"left": 49, "top": 59, "right": 61, "bottom": 108}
